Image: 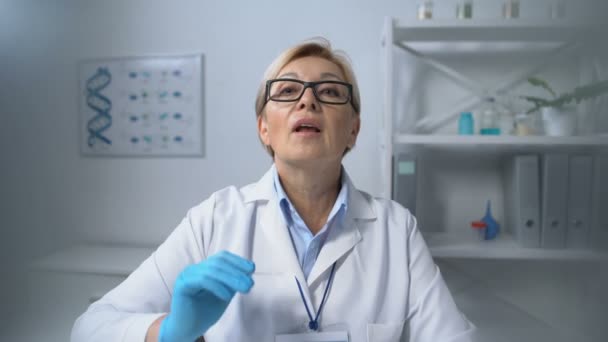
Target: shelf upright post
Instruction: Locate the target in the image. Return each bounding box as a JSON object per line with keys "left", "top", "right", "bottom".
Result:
{"left": 381, "top": 16, "right": 395, "bottom": 199}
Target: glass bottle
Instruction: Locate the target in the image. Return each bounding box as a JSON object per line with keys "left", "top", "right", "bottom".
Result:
{"left": 499, "top": 111, "right": 515, "bottom": 135}
{"left": 458, "top": 112, "right": 474, "bottom": 135}
{"left": 479, "top": 97, "right": 501, "bottom": 135}
{"left": 549, "top": 0, "right": 566, "bottom": 19}
{"left": 456, "top": 0, "right": 473, "bottom": 19}
{"left": 503, "top": 0, "right": 520, "bottom": 19}
{"left": 418, "top": 1, "right": 433, "bottom": 20}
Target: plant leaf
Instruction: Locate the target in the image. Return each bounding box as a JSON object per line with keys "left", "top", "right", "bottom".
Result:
{"left": 543, "top": 80, "right": 608, "bottom": 109}
{"left": 528, "top": 77, "right": 557, "bottom": 98}
{"left": 523, "top": 80, "right": 608, "bottom": 114}
{"left": 521, "top": 95, "right": 551, "bottom": 114}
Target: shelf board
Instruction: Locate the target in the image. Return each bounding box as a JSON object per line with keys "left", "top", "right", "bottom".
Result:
{"left": 393, "top": 19, "right": 603, "bottom": 43}
{"left": 394, "top": 134, "right": 608, "bottom": 152}
{"left": 425, "top": 232, "right": 608, "bottom": 260}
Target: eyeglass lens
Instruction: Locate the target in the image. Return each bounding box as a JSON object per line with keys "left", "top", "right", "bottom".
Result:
{"left": 269, "top": 80, "right": 350, "bottom": 104}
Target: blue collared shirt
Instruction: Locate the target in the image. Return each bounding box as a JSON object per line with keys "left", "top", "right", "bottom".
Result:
{"left": 272, "top": 165, "right": 348, "bottom": 279}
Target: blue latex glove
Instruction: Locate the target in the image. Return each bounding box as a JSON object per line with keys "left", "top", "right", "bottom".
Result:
{"left": 159, "top": 250, "right": 255, "bottom": 341}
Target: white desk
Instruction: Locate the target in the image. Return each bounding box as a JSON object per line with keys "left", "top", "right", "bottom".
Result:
{"left": 6, "top": 244, "right": 157, "bottom": 342}
{"left": 29, "top": 244, "right": 156, "bottom": 276}
{"left": 10, "top": 245, "right": 606, "bottom": 342}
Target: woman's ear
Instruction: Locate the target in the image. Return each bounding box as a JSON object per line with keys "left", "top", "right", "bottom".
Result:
{"left": 257, "top": 114, "right": 270, "bottom": 145}
{"left": 348, "top": 116, "right": 361, "bottom": 148}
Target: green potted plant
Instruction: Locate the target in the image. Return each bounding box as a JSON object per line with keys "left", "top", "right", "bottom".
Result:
{"left": 521, "top": 77, "right": 608, "bottom": 136}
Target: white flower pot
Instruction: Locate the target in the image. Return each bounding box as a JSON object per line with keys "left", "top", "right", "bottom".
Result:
{"left": 541, "top": 106, "right": 578, "bottom": 136}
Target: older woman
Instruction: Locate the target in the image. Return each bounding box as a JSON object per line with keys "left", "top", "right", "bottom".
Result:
{"left": 71, "top": 38, "right": 475, "bottom": 342}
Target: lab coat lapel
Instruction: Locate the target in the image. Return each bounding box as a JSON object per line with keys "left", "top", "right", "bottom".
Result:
{"left": 258, "top": 196, "right": 306, "bottom": 281}
{"left": 306, "top": 173, "right": 374, "bottom": 286}
{"left": 306, "top": 214, "right": 362, "bottom": 287}
{"left": 253, "top": 169, "right": 309, "bottom": 303}
{"left": 257, "top": 197, "right": 314, "bottom": 309}
{"left": 245, "top": 166, "right": 302, "bottom": 277}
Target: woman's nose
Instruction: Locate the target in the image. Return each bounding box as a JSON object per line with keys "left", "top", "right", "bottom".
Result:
{"left": 297, "top": 87, "right": 318, "bottom": 111}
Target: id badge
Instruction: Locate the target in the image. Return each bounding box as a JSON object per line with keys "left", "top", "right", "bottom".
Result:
{"left": 275, "top": 331, "right": 349, "bottom": 342}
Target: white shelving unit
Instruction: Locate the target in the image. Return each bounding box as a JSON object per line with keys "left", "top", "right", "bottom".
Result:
{"left": 426, "top": 232, "right": 608, "bottom": 260}
{"left": 380, "top": 17, "right": 608, "bottom": 260}
{"left": 390, "top": 19, "right": 598, "bottom": 43}
{"left": 395, "top": 134, "right": 608, "bottom": 149}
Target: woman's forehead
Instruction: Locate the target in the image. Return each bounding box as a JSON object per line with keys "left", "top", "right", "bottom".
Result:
{"left": 277, "top": 56, "right": 345, "bottom": 81}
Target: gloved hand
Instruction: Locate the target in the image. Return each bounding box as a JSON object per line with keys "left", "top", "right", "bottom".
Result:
{"left": 159, "top": 250, "right": 255, "bottom": 341}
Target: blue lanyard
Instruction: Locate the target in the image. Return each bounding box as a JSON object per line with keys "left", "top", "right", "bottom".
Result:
{"left": 294, "top": 262, "right": 337, "bottom": 331}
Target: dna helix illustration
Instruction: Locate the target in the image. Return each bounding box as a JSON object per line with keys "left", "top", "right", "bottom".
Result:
{"left": 86, "top": 67, "right": 113, "bottom": 147}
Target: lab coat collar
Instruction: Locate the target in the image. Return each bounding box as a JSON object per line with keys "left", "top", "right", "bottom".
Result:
{"left": 245, "top": 165, "right": 376, "bottom": 288}
{"left": 243, "top": 164, "right": 376, "bottom": 221}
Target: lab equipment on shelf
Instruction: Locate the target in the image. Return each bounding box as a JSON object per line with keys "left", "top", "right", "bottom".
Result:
{"left": 479, "top": 97, "right": 501, "bottom": 135}
{"left": 470, "top": 220, "right": 487, "bottom": 241}
{"left": 503, "top": 0, "right": 520, "bottom": 19}
{"left": 499, "top": 111, "right": 515, "bottom": 135}
{"left": 418, "top": 1, "right": 433, "bottom": 20}
{"left": 458, "top": 112, "right": 474, "bottom": 135}
{"left": 456, "top": 0, "right": 473, "bottom": 19}
{"left": 549, "top": 0, "right": 566, "bottom": 19}
{"left": 477, "top": 200, "right": 500, "bottom": 240}
{"left": 514, "top": 113, "right": 537, "bottom": 136}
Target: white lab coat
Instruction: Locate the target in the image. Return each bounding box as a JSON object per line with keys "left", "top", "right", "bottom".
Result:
{"left": 71, "top": 166, "right": 475, "bottom": 342}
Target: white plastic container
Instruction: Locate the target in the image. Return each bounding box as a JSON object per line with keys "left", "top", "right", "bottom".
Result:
{"left": 541, "top": 106, "right": 577, "bottom": 136}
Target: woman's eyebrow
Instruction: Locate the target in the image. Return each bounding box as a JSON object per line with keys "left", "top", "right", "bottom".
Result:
{"left": 319, "top": 72, "right": 342, "bottom": 80}
{"left": 275, "top": 72, "right": 343, "bottom": 81}
{"left": 277, "top": 72, "right": 298, "bottom": 79}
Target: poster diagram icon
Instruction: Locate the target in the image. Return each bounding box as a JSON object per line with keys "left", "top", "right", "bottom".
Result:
{"left": 85, "top": 67, "right": 113, "bottom": 148}
{"left": 79, "top": 55, "right": 204, "bottom": 157}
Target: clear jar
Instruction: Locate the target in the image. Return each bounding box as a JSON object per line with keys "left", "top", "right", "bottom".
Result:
{"left": 514, "top": 113, "right": 536, "bottom": 136}
{"left": 503, "top": 0, "right": 520, "bottom": 19}
{"left": 479, "top": 98, "right": 501, "bottom": 135}
{"left": 456, "top": 0, "right": 473, "bottom": 19}
{"left": 418, "top": 1, "right": 433, "bottom": 20}
{"left": 500, "top": 112, "right": 515, "bottom": 135}
{"left": 549, "top": 0, "right": 566, "bottom": 19}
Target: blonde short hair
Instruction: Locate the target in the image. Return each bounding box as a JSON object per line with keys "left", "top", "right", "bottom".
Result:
{"left": 255, "top": 37, "right": 361, "bottom": 157}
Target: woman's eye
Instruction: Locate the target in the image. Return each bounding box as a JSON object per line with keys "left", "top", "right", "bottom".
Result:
{"left": 320, "top": 88, "right": 339, "bottom": 97}
{"left": 279, "top": 87, "right": 295, "bottom": 94}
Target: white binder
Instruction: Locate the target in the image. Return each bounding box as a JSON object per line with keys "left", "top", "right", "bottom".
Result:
{"left": 566, "top": 155, "right": 593, "bottom": 249}
{"left": 591, "top": 155, "right": 608, "bottom": 251}
{"left": 541, "top": 154, "right": 569, "bottom": 249}
{"left": 393, "top": 153, "right": 417, "bottom": 216}
{"left": 504, "top": 155, "right": 541, "bottom": 248}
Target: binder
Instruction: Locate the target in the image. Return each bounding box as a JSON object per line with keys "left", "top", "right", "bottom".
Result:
{"left": 540, "top": 154, "right": 569, "bottom": 249}
{"left": 566, "top": 155, "right": 593, "bottom": 249}
{"left": 393, "top": 153, "right": 418, "bottom": 215}
{"left": 504, "top": 155, "right": 541, "bottom": 248}
{"left": 591, "top": 155, "right": 608, "bottom": 251}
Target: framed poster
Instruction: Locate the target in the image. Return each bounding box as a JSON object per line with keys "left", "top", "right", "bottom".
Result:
{"left": 79, "top": 55, "right": 204, "bottom": 157}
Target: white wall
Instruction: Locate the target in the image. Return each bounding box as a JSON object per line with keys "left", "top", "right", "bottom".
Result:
{"left": 1, "top": 0, "right": 415, "bottom": 260}
{"left": 2, "top": 0, "right": 606, "bottom": 263}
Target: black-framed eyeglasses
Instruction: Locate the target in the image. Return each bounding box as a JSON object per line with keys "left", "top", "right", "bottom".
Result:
{"left": 265, "top": 78, "right": 353, "bottom": 106}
